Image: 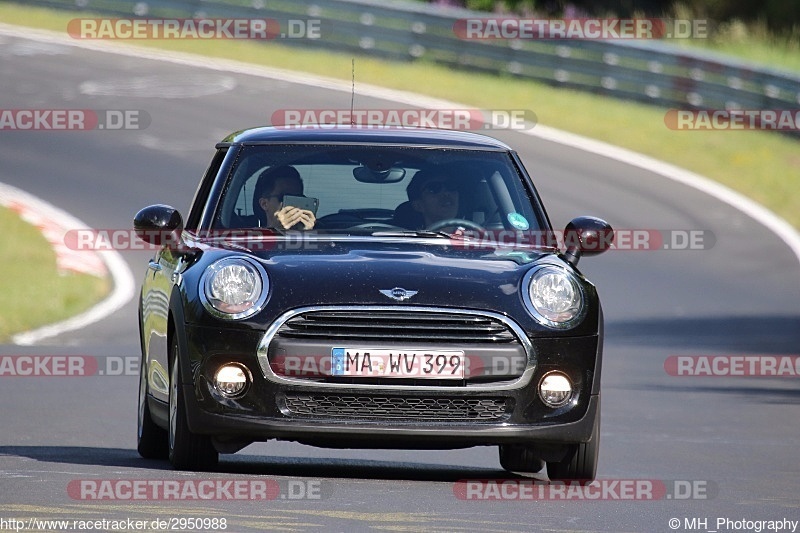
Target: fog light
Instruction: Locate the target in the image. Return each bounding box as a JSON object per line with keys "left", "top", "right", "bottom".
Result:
{"left": 214, "top": 364, "right": 249, "bottom": 397}
{"left": 539, "top": 372, "right": 573, "bottom": 407}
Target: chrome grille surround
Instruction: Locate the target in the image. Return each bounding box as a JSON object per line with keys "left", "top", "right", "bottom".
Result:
{"left": 256, "top": 306, "right": 535, "bottom": 392}
{"left": 275, "top": 309, "right": 518, "bottom": 343}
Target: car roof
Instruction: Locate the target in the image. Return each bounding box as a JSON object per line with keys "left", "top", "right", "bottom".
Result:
{"left": 218, "top": 126, "right": 513, "bottom": 150}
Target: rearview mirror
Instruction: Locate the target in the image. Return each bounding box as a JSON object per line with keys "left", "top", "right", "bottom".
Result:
{"left": 353, "top": 166, "right": 406, "bottom": 183}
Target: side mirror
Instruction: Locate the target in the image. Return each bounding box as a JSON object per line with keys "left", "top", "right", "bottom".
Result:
{"left": 562, "top": 216, "right": 614, "bottom": 266}
{"left": 133, "top": 204, "right": 184, "bottom": 246}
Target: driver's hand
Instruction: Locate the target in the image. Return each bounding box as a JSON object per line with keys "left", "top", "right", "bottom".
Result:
{"left": 275, "top": 206, "right": 316, "bottom": 230}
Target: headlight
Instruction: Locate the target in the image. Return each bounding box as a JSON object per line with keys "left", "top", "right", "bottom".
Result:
{"left": 523, "top": 265, "right": 584, "bottom": 328}
{"left": 200, "top": 257, "right": 268, "bottom": 319}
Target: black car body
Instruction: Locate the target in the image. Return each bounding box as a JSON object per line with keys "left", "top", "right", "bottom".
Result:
{"left": 135, "top": 126, "right": 612, "bottom": 479}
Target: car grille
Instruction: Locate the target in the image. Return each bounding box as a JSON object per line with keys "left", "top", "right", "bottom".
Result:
{"left": 282, "top": 393, "right": 510, "bottom": 421}
{"left": 275, "top": 310, "right": 518, "bottom": 343}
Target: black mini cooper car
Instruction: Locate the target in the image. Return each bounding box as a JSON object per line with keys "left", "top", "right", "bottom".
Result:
{"left": 135, "top": 126, "right": 612, "bottom": 480}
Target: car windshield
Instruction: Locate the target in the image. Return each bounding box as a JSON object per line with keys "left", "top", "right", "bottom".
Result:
{"left": 211, "top": 143, "right": 545, "bottom": 236}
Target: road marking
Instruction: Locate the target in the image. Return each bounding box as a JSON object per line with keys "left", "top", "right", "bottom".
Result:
{"left": 523, "top": 124, "right": 800, "bottom": 270}
{"left": 2, "top": 23, "right": 797, "bottom": 272}
{"left": 78, "top": 74, "right": 236, "bottom": 98}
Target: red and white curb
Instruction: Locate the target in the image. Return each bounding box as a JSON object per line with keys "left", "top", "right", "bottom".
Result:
{"left": 0, "top": 182, "right": 134, "bottom": 345}
{"left": 0, "top": 188, "right": 106, "bottom": 277}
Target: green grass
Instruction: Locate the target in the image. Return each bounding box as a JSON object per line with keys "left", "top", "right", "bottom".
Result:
{"left": 0, "top": 206, "right": 110, "bottom": 342}
{"left": 684, "top": 37, "right": 800, "bottom": 75}
{"left": 669, "top": 13, "right": 800, "bottom": 74}
{"left": 0, "top": 3, "right": 798, "bottom": 232}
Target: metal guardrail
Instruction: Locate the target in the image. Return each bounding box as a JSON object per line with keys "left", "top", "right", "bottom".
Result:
{"left": 13, "top": 0, "right": 800, "bottom": 134}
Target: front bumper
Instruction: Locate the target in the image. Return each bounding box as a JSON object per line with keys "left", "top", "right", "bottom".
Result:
{"left": 183, "top": 389, "right": 599, "bottom": 448}
{"left": 178, "top": 316, "right": 602, "bottom": 448}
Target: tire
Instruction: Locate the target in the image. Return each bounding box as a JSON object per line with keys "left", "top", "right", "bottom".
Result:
{"left": 137, "top": 355, "right": 168, "bottom": 460}
{"left": 168, "top": 340, "right": 218, "bottom": 471}
{"left": 498, "top": 445, "right": 545, "bottom": 474}
{"left": 546, "top": 405, "right": 600, "bottom": 481}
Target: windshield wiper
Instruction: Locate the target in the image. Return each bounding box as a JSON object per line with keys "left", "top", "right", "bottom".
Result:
{"left": 370, "top": 230, "right": 467, "bottom": 240}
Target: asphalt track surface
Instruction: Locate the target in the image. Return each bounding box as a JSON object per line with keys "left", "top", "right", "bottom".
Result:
{"left": 1, "top": 29, "right": 799, "bottom": 533}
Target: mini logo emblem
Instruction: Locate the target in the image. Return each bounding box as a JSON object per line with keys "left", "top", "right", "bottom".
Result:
{"left": 380, "top": 287, "right": 418, "bottom": 302}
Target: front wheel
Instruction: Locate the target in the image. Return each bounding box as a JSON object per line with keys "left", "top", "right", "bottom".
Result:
{"left": 498, "top": 445, "right": 545, "bottom": 473}
{"left": 137, "top": 355, "right": 167, "bottom": 459}
{"left": 546, "top": 406, "right": 600, "bottom": 481}
{"left": 168, "top": 340, "right": 218, "bottom": 471}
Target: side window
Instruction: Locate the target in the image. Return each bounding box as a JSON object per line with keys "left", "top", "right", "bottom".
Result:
{"left": 232, "top": 166, "right": 264, "bottom": 219}
{"left": 185, "top": 147, "right": 228, "bottom": 230}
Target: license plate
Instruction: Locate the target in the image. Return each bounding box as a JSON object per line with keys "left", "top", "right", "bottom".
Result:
{"left": 331, "top": 348, "right": 465, "bottom": 379}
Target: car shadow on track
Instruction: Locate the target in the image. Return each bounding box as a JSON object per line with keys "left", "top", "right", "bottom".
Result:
{"left": 0, "top": 445, "right": 531, "bottom": 481}
{"left": 626, "top": 384, "right": 800, "bottom": 404}
{"left": 606, "top": 314, "right": 800, "bottom": 353}
{"left": 220, "top": 454, "right": 529, "bottom": 481}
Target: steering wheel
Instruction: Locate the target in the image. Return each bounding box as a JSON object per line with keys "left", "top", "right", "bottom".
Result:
{"left": 426, "top": 218, "right": 484, "bottom": 232}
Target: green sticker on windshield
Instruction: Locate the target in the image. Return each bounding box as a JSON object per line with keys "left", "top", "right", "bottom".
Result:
{"left": 507, "top": 213, "right": 529, "bottom": 230}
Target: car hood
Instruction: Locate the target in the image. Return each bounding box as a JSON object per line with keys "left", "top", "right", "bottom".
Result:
{"left": 198, "top": 236, "right": 556, "bottom": 314}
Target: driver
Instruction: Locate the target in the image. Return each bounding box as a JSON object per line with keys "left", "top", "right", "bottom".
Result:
{"left": 406, "top": 169, "right": 461, "bottom": 228}
{"left": 254, "top": 165, "right": 316, "bottom": 230}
